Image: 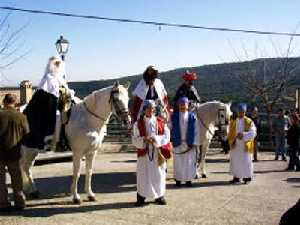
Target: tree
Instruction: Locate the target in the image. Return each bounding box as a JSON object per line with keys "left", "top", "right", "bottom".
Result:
{"left": 0, "top": 13, "right": 27, "bottom": 84}
{"left": 231, "top": 36, "right": 300, "bottom": 146}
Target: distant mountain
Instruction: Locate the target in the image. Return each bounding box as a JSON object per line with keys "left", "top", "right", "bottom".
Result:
{"left": 69, "top": 57, "right": 300, "bottom": 107}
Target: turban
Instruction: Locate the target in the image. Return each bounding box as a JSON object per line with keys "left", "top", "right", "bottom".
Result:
{"left": 177, "top": 97, "right": 189, "bottom": 104}
{"left": 182, "top": 70, "right": 197, "bottom": 81}
{"left": 237, "top": 103, "right": 247, "bottom": 112}
{"left": 142, "top": 99, "right": 156, "bottom": 111}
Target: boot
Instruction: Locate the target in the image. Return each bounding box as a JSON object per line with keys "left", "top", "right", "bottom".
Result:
{"left": 229, "top": 177, "right": 240, "bottom": 184}
{"left": 135, "top": 193, "right": 145, "bottom": 207}
{"left": 155, "top": 196, "right": 167, "bottom": 205}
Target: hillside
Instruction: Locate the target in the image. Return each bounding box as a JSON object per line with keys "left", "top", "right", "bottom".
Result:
{"left": 69, "top": 57, "right": 300, "bottom": 107}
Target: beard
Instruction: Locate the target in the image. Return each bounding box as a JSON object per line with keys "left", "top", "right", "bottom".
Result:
{"left": 46, "top": 60, "right": 65, "bottom": 77}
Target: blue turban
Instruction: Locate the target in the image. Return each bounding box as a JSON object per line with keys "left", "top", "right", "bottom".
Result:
{"left": 177, "top": 97, "right": 189, "bottom": 104}
{"left": 142, "top": 99, "right": 155, "bottom": 111}
{"left": 237, "top": 103, "right": 247, "bottom": 112}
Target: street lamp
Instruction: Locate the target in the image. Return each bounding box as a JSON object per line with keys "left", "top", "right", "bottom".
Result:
{"left": 55, "top": 35, "right": 69, "bottom": 61}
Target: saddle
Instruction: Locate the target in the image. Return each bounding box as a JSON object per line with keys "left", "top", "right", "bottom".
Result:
{"left": 55, "top": 88, "right": 74, "bottom": 152}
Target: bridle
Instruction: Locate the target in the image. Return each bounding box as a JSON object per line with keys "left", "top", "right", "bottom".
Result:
{"left": 109, "top": 89, "right": 129, "bottom": 123}
{"left": 198, "top": 106, "right": 229, "bottom": 137}
{"left": 83, "top": 88, "right": 129, "bottom": 123}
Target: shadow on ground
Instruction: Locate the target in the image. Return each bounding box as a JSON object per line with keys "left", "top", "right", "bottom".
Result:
{"left": 206, "top": 158, "right": 229, "bottom": 163}
{"left": 167, "top": 180, "right": 233, "bottom": 189}
{"left": 110, "top": 160, "right": 137, "bottom": 163}
{"left": 33, "top": 172, "right": 136, "bottom": 200}
{"left": 0, "top": 202, "right": 136, "bottom": 217}
{"left": 285, "top": 177, "right": 300, "bottom": 183}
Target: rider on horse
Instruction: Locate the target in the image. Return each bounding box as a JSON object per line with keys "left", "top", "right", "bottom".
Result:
{"left": 130, "top": 66, "right": 170, "bottom": 123}
{"left": 23, "top": 56, "right": 75, "bottom": 151}
{"left": 173, "top": 70, "right": 201, "bottom": 111}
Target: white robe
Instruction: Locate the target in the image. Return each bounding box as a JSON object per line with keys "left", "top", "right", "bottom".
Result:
{"left": 172, "top": 112, "right": 200, "bottom": 182}
{"left": 38, "top": 73, "right": 74, "bottom": 98}
{"left": 132, "top": 79, "right": 168, "bottom": 118}
{"left": 229, "top": 118, "right": 257, "bottom": 178}
{"left": 132, "top": 116, "right": 170, "bottom": 199}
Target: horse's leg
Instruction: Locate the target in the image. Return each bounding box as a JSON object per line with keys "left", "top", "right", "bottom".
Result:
{"left": 200, "top": 142, "right": 209, "bottom": 178}
{"left": 85, "top": 150, "right": 97, "bottom": 201}
{"left": 71, "top": 153, "right": 82, "bottom": 204}
{"left": 20, "top": 146, "right": 40, "bottom": 198}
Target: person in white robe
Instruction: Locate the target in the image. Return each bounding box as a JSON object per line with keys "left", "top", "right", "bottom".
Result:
{"left": 132, "top": 100, "right": 171, "bottom": 206}
{"left": 38, "top": 56, "right": 75, "bottom": 98}
{"left": 171, "top": 97, "right": 200, "bottom": 187}
{"left": 130, "top": 66, "right": 169, "bottom": 123}
{"left": 228, "top": 103, "right": 257, "bottom": 184}
{"left": 39, "top": 56, "right": 76, "bottom": 151}
{"left": 24, "top": 56, "right": 76, "bottom": 152}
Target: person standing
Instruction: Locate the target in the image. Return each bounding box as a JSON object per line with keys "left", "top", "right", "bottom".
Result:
{"left": 0, "top": 94, "right": 29, "bottom": 211}
{"left": 130, "top": 66, "right": 169, "bottom": 123}
{"left": 132, "top": 100, "right": 171, "bottom": 206}
{"left": 227, "top": 103, "right": 257, "bottom": 184}
{"left": 249, "top": 107, "right": 261, "bottom": 162}
{"left": 171, "top": 97, "right": 200, "bottom": 187}
{"left": 286, "top": 113, "right": 300, "bottom": 171}
{"left": 173, "top": 70, "right": 201, "bottom": 110}
{"left": 273, "top": 109, "right": 287, "bottom": 161}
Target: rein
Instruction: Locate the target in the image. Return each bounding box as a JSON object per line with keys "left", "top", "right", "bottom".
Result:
{"left": 198, "top": 116, "right": 215, "bottom": 137}
{"left": 83, "top": 101, "right": 108, "bottom": 122}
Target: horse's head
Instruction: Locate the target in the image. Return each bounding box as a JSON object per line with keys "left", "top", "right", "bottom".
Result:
{"left": 109, "top": 81, "right": 131, "bottom": 127}
{"left": 215, "top": 102, "right": 232, "bottom": 139}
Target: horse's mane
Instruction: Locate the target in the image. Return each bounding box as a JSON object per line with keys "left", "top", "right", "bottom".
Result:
{"left": 83, "top": 86, "right": 112, "bottom": 102}
{"left": 199, "top": 100, "right": 222, "bottom": 107}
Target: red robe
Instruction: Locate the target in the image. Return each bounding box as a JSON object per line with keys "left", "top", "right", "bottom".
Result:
{"left": 136, "top": 117, "right": 172, "bottom": 159}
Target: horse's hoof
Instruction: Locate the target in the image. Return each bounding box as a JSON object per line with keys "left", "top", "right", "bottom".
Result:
{"left": 201, "top": 174, "right": 207, "bottom": 178}
{"left": 29, "top": 191, "right": 40, "bottom": 199}
{"left": 88, "top": 195, "right": 97, "bottom": 202}
{"left": 72, "top": 198, "right": 81, "bottom": 204}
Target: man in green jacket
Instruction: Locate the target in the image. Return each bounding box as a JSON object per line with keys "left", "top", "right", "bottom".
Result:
{"left": 0, "top": 93, "right": 29, "bottom": 211}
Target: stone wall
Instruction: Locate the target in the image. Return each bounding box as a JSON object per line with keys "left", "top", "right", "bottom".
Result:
{"left": 0, "top": 80, "right": 33, "bottom": 107}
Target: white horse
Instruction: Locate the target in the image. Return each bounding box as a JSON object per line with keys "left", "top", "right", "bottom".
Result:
{"left": 20, "top": 82, "right": 130, "bottom": 204}
{"left": 192, "top": 101, "right": 231, "bottom": 178}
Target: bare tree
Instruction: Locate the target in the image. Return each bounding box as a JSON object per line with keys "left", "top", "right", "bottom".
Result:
{"left": 231, "top": 36, "right": 300, "bottom": 145}
{"left": 0, "top": 13, "right": 28, "bottom": 84}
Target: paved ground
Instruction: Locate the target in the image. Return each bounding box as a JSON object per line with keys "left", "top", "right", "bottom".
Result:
{"left": 1, "top": 144, "right": 299, "bottom": 225}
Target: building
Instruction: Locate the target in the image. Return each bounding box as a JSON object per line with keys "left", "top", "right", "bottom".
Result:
{"left": 0, "top": 80, "right": 34, "bottom": 107}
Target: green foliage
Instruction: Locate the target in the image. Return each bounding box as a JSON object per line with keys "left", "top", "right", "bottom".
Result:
{"left": 69, "top": 57, "right": 300, "bottom": 111}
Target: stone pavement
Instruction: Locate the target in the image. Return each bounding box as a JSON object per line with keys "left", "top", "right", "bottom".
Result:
{"left": 0, "top": 146, "right": 299, "bottom": 225}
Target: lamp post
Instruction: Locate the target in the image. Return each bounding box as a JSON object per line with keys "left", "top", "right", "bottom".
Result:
{"left": 55, "top": 35, "right": 69, "bottom": 61}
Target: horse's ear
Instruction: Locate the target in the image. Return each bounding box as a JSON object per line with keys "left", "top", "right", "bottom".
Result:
{"left": 123, "top": 81, "right": 130, "bottom": 90}
{"left": 113, "top": 80, "right": 120, "bottom": 89}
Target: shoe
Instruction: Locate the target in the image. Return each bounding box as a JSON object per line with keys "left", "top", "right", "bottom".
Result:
{"left": 155, "top": 197, "right": 167, "bottom": 205}
{"left": 175, "top": 180, "right": 182, "bottom": 187}
{"left": 185, "top": 181, "right": 192, "bottom": 187}
{"left": 282, "top": 156, "right": 287, "bottom": 161}
{"left": 135, "top": 193, "right": 145, "bottom": 207}
{"left": 253, "top": 159, "right": 258, "bottom": 162}
{"left": 275, "top": 156, "right": 279, "bottom": 160}
{"left": 135, "top": 200, "right": 145, "bottom": 207}
{"left": 243, "top": 178, "right": 252, "bottom": 184}
{"left": 28, "top": 190, "right": 40, "bottom": 199}
{"left": 229, "top": 177, "right": 240, "bottom": 184}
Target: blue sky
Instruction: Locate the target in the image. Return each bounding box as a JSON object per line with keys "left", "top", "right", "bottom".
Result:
{"left": 1, "top": 0, "right": 300, "bottom": 86}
